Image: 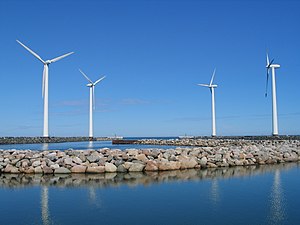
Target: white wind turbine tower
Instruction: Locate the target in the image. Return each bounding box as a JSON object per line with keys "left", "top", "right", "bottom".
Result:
{"left": 17, "top": 40, "right": 74, "bottom": 138}
{"left": 79, "top": 69, "right": 105, "bottom": 140}
{"left": 198, "top": 69, "right": 218, "bottom": 137}
{"left": 265, "top": 52, "right": 280, "bottom": 136}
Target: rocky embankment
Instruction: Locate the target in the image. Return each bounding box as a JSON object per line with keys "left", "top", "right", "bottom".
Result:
{"left": 134, "top": 136, "right": 300, "bottom": 147}
{"left": 0, "top": 139, "right": 299, "bottom": 174}
{"left": 0, "top": 136, "right": 114, "bottom": 145}
{"left": 0, "top": 163, "right": 297, "bottom": 188}
{"left": 0, "top": 137, "right": 93, "bottom": 145}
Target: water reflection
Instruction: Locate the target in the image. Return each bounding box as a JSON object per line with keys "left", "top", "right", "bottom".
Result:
{"left": 41, "top": 186, "right": 50, "bottom": 225}
{"left": 41, "top": 143, "right": 49, "bottom": 151}
{"left": 88, "top": 186, "right": 101, "bottom": 207}
{"left": 87, "top": 141, "right": 93, "bottom": 150}
{"left": 209, "top": 179, "right": 220, "bottom": 207}
{"left": 0, "top": 163, "right": 298, "bottom": 225}
{"left": 269, "top": 169, "right": 286, "bottom": 225}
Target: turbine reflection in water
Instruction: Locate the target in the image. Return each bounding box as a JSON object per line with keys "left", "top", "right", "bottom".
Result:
{"left": 88, "top": 187, "right": 101, "bottom": 208}
{"left": 269, "top": 169, "right": 285, "bottom": 224}
{"left": 41, "top": 186, "right": 51, "bottom": 225}
{"left": 209, "top": 179, "right": 220, "bottom": 207}
{"left": 42, "top": 143, "right": 49, "bottom": 151}
{"left": 88, "top": 141, "right": 94, "bottom": 150}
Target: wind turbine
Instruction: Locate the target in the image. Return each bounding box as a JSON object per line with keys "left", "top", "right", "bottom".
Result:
{"left": 79, "top": 69, "right": 105, "bottom": 140}
{"left": 265, "top": 52, "right": 280, "bottom": 136}
{"left": 198, "top": 68, "right": 218, "bottom": 137}
{"left": 16, "top": 40, "right": 74, "bottom": 138}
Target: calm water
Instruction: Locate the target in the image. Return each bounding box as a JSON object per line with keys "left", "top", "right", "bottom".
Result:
{"left": 0, "top": 163, "right": 299, "bottom": 225}
{"left": 0, "top": 140, "right": 178, "bottom": 151}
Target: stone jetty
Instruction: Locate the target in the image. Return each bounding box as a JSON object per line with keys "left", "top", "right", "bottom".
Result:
{"left": 0, "top": 138, "right": 299, "bottom": 174}
{"left": 0, "top": 136, "right": 112, "bottom": 145}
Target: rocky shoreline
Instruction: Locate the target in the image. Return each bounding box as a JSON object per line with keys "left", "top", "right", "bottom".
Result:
{"left": 0, "top": 139, "right": 299, "bottom": 174}
{"left": 0, "top": 136, "right": 112, "bottom": 145}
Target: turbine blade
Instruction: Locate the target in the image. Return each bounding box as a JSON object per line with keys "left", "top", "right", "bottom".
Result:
{"left": 209, "top": 68, "right": 216, "bottom": 86}
{"left": 42, "top": 65, "right": 46, "bottom": 98}
{"left": 49, "top": 52, "right": 74, "bottom": 63}
{"left": 94, "top": 76, "right": 106, "bottom": 86}
{"left": 197, "top": 84, "right": 210, "bottom": 87}
{"left": 16, "top": 40, "right": 45, "bottom": 64}
{"left": 266, "top": 52, "right": 270, "bottom": 66}
{"left": 79, "top": 69, "right": 93, "bottom": 83}
{"left": 265, "top": 68, "right": 270, "bottom": 97}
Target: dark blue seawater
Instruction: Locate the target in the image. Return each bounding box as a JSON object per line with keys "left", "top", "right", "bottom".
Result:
{"left": 0, "top": 163, "right": 299, "bottom": 225}
{"left": 0, "top": 140, "right": 178, "bottom": 151}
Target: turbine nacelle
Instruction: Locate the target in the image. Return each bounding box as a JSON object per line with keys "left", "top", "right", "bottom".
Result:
{"left": 197, "top": 84, "right": 217, "bottom": 88}
{"left": 268, "top": 64, "right": 280, "bottom": 69}
{"left": 87, "top": 83, "right": 93, "bottom": 87}
{"left": 45, "top": 60, "right": 52, "bottom": 65}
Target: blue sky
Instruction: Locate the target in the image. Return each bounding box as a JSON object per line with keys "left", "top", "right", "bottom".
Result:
{"left": 0, "top": 0, "right": 299, "bottom": 137}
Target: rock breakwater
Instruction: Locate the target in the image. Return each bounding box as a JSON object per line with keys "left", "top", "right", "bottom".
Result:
{"left": 0, "top": 163, "right": 297, "bottom": 188}
{"left": 0, "top": 139, "right": 299, "bottom": 174}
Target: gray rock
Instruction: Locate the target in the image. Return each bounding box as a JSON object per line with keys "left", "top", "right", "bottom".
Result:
{"left": 64, "top": 157, "right": 73, "bottom": 165}
{"left": 72, "top": 157, "right": 82, "bottom": 164}
{"left": 105, "top": 163, "right": 117, "bottom": 172}
{"left": 114, "top": 159, "right": 124, "bottom": 167}
{"left": 128, "top": 163, "right": 145, "bottom": 172}
{"left": 42, "top": 166, "right": 53, "bottom": 174}
{"left": 117, "top": 164, "right": 127, "bottom": 173}
{"left": 32, "top": 160, "right": 41, "bottom": 167}
{"left": 200, "top": 157, "right": 208, "bottom": 166}
{"left": 46, "top": 152, "right": 57, "bottom": 161}
{"left": 54, "top": 167, "right": 71, "bottom": 174}
{"left": 86, "top": 154, "right": 100, "bottom": 163}
{"left": 179, "top": 157, "right": 198, "bottom": 169}
{"left": 50, "top": 164, "right": 60, "bottom": 169}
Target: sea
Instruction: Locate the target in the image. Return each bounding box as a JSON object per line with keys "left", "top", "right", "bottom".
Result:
{"left": 0, "top": 137, "right": 179, "bottom": 151}
{"left": 0, "top": 138, "right": 299, "bottom": 224}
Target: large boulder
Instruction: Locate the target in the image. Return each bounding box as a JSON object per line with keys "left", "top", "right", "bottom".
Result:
{"left": 72, "top": 157, "right": 82, "bottom": 164}
{"left": 54, "top": 167, "right": 71, "bottom": 174}
{"left": 135, "top": 154, "right": 148, "bottom": 162}
{"left": 128, "top": 163, "right": 145, "bottom": 172}
{"left": 117, "top": 164, "right": 127, "bottom": 173}
{"left": 105, "top": 163, "right": 117, "bottom": 173}
{"left": 179, "top": 157, "right": 198, "bottom": 169}
{"left": 86, "top": 166, "right": 105, "bottom": 173}
{"left": 145, "top": 160, "right": 158, "bottom": 171}
{"left": 199, "top": 157, "right": 207, "bottom": 167}
{"left": 158, "top": 161, "right": 181, "bottom": 171}
{"left": 71, "top": 165, "right": 87, "bottom": 173}
{"left": 86, "top": 154, "right": 100, "bottom": 163}
{"left": 42, "top": 166, "right": 53, "bottom": 174}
